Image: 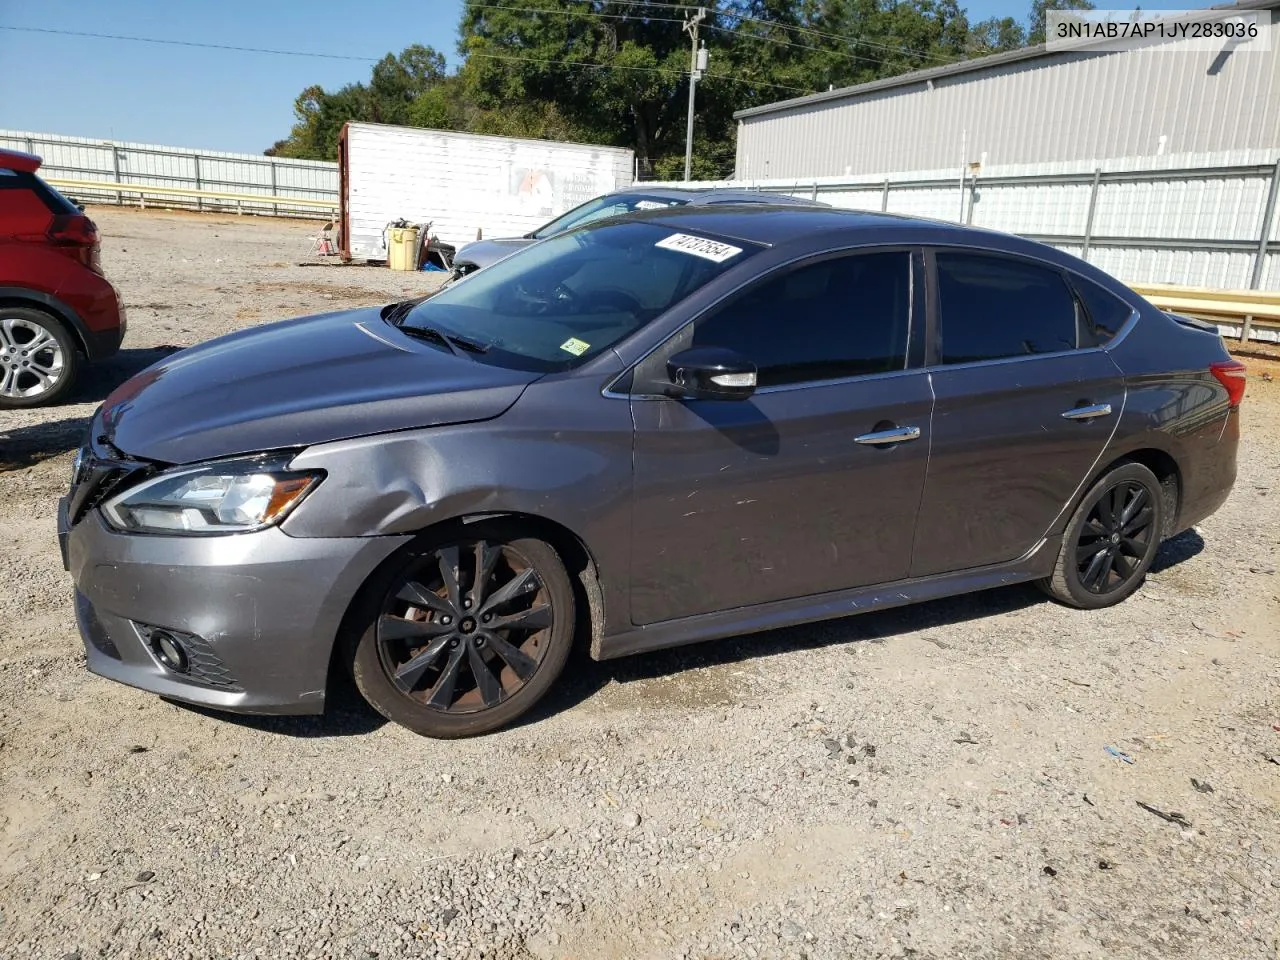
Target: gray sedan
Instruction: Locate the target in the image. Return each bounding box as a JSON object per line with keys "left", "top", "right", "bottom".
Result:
{"left": 448, "top": 186, "right": 825, "bottom": 280}
{"left": 61, "top": 205, "right": 1243, "bottom": 737}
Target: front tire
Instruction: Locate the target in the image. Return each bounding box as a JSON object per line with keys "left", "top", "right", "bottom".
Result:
{"left": 0, "top": 307, "right": 80, "bottom": 408}
{"left": 349, "top": 524, "right": 576, "bottom": 738}
{"left": 1039, "top": 461, "right": 1165, "bottom": 609}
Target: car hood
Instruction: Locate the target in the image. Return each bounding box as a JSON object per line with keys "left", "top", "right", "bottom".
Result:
{"left": 454, "top": 237, "right": 535, "bottom": 270}
{"left": 98, "top": 306, "right": 538, "bottom": 464}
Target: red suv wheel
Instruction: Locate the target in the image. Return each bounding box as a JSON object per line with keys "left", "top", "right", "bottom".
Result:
{"left": 0, "top": 148, "right": 124, "bottom": 408}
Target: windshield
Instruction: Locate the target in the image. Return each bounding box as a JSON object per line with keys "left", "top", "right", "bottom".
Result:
{"left": 398, "top": 220, "right": 759, "bottom": 373}
{"left": 530, "top": 193, "right": 687, "bottom": 240}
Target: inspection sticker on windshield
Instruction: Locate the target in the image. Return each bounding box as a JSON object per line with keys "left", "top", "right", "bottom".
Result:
{"left": 655, "top": 233, "right": 743, "bottom": 263}
{"left": 559, "top": 337, "right": 591, "bottom": 356}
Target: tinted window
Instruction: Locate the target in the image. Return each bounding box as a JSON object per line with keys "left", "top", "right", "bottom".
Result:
{"left": 692, "top": 251, "right": 911, "bottom": 386}
{"left": 936, "top": 253, "right": 1079, "bottom": 364}
{"left": 1072, "top": 275, "right": 1133, "bottom": 345}
{"left": 402, "top": 221, "right": 758, "bottom": 372}
{"left": 35, "top": 177, "right": 82, "bottom": 215}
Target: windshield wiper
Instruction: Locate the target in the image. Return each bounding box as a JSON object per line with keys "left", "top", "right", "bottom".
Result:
{"left": 383, "top": 299, "right": 490, "bottom": 356}
{"left": 383, "top": 297, "right": 427, "bottom": 325}
{"left": 399, "top": 324, "right": 490, "bottom": 356}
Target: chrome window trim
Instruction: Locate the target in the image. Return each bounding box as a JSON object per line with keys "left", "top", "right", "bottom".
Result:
{"left": 919, "top": 306, "right": 1139, "bottom": 374}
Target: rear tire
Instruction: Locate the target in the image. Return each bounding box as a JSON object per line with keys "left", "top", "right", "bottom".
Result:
{"left": 1039, "top": 461, "right": 1165, "bottom": 609}
{"left": 0, "top": 307, "right": 80, "bottom": 408}
{"left": 348, "top": 523, "right": 576, "bottom": 738}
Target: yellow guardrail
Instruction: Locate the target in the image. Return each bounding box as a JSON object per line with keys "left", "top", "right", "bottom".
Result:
{"left": 45, "top": 177, "right": 337, "bottom": 214}
{"left": 1128, "top": 282, "right": 1280, "bottom": 342}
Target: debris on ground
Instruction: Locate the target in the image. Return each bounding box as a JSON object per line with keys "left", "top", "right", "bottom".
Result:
{"left": 1135, "top": 801, "right": 1192, "bottom": 828}
{"left": 1105, "top": 746, "right": 1136, "bottom": 764}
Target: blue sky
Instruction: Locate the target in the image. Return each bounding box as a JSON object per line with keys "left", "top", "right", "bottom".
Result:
{"left": 0, "top": 0, "right": 1212, "bottom": 154}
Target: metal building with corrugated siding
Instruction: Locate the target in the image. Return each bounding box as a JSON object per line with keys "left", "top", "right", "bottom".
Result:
{"left": 733, "top": 0, "right": 1280, "bottom": 180}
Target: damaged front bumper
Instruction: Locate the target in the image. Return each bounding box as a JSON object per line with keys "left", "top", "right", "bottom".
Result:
{"left": 61, "top": 494, "right": 409, "bottom": 715}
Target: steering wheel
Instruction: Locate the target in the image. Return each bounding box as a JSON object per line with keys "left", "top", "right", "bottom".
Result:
{"left": 578, "top": 289, "right": 643, "bottom": 315}
{"left": 500, "top": 279, "right": 575, "bottom": 315}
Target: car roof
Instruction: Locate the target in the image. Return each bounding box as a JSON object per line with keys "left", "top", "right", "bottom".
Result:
{"left": 0, "top": 148, "right": 42, "bottom": 174}
{"left": 614, "top": 204, "right": 1083, "bottom": 266}
{"left": 613, "top": 186, "right": 824, "bottom": 207}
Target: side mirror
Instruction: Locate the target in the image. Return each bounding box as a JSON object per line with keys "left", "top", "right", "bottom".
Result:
{"left": 666, "top": 347, "right": 757, "bottom": 401}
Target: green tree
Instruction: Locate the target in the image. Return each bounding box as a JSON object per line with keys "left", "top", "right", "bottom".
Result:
{"left": 967, "top": 15, "right": 1027, "bottom": 54}
{"left": 1028, "top": 0, "right": 1095, "bottom": 44}
{"left": 268, "top": 45, "right": 453, "bottom": 159}
{"left": 268, "top": 1, "right": 1034, "bottom": 170}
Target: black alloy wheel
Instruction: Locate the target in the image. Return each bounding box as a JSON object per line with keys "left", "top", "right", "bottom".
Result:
{"left": 1040, "top": 461, "right": 1165, "bottom": 609}
{"left": 1074, "top": 480, "right": 1156, "bottom": 595}
{"left": 350, "top": 526, "right": 576, "bottom": 737}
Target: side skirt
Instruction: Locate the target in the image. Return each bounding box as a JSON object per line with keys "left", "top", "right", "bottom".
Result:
{"left": 595, "top": 536, "right": 1061, "bottom": 661}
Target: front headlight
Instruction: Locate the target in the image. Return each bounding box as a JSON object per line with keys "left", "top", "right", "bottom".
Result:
{"left": 101, "top": 454, "right": 323, "bottom": 536}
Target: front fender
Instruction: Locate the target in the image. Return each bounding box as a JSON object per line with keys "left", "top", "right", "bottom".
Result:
{"left": 281, "top": 372, "right": 636, "bottom": 634}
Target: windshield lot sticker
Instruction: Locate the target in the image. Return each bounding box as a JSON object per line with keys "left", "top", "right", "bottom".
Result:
{"left": 560, "top": 337, "right": 591, "bottom": 356}
{"left": 655, "top": 233, "right": 743, "bottom": 263}
{"left": 634, "top": 200, "right": 670, "bottom": 210}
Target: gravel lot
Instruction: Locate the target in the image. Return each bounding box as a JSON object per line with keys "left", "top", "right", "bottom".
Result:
{"left": 2, "top": 208, "right": 1278, "bottom": 960}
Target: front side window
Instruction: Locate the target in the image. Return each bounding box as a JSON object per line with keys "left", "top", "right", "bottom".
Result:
{"left": 691, "top": 251, "right": 912, "bottom": 387}
{"left": 936, "top": 252, "right": 1079, "bottom": 364}
{"left": 399, "top": 221, "right": 759, "bottom": 372}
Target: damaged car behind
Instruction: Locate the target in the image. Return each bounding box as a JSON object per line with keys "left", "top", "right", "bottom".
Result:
{"left": 61, "top": 205, "right": 1243, "bottom": 738}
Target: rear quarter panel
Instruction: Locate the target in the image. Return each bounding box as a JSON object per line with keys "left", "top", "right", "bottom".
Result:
{"left": 1104, "top": 303, "right": 1238, "bottom": 532}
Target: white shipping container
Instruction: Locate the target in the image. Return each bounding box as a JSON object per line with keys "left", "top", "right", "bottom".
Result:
{"left": 339, "top": 122, "right": 634, "bottom": 261}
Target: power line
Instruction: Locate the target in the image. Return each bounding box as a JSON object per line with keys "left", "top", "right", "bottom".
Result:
{"left": 3, "top": 24, "right": 813, "bottom": 96}
{"left": 0, "top": 25, "right": 381, "bottom": 61}
{"left": 468, "top": 50, "right": 813, "bottom": 94}
{"left": 705, "top": 24, "right": 883, "bottom": 67}
{"left": 721, "top": 9, "right": 964, "bottom": 64}
{"left": 466, "top": 2, "right": 893, "bottom": 69}
{"left": 467, "top": 2, "right": 879, "bottom": 68}
{"left": 562, "top": 0, "right": 963, "bottom": 65}
{"left": 468, "top": 2, "right": 687, "bottom": 25}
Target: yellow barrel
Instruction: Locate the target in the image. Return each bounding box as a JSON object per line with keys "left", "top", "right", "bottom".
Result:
{"left": 387, "top": 226, "right": 420, "bottom": 271}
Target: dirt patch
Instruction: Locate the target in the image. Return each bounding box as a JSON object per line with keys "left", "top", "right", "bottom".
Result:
{"left": 249, "top": 279, "right": 397, "bottom": 303}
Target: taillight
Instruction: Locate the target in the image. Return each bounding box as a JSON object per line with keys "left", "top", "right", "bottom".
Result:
{"left": 1209, "top": 359, "right": 1247, "bottom": 407}
{"left": 47, "top": 214, "right": 102, "bottom": 273}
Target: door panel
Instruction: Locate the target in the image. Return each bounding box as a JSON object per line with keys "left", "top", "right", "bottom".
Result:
{"left": 630, "top": 375, "right": 933, "bottom": 625}
{"left": 909, "top": 350, "right": 1125, "bottom": 577}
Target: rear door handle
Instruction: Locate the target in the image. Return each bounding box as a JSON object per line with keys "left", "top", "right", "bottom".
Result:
{"left": 854, "top": 425, "right": 921, "bottom": 445}
{"left": 1061, "top": 403, "right": 1112, "bottom": 421}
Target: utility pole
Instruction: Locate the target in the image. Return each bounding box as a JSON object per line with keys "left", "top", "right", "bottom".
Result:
{"left": 683, "top": 7, "right": 708, "bottom": 183}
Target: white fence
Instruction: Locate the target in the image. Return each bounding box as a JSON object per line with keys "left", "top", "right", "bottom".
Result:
{"left": 0, "top": 129, "right": 338, "bottom": 219}
{"left": 659, "top": 148, "right": 1280, "bottom": 293}
{"left": 7, "top": 131, "right": 1279, "bottom": 297}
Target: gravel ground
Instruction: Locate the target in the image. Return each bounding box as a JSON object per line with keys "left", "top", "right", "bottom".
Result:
{"left": 1, "top": 208, "right": 1278, "bottom": 960}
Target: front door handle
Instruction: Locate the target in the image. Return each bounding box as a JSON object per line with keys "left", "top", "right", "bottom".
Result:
{"left": 1061, "top": 403, "right": 1113, "bottom": 421}
{"left": 854, "top": 425, "right": 921, "bottom": 445}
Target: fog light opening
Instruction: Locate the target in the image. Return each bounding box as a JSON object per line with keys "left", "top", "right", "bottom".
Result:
{"left": 150, "top": 630, "right": 189, "bottom": 674}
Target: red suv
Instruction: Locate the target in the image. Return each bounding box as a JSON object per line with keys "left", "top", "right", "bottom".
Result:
{"left": 0, "top": 148, "right": 125, "bottom": 407}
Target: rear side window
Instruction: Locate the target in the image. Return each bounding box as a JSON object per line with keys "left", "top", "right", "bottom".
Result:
{"left": 692, "top": 251, "right": 911, "bottom": 386}
{"left": 935, "top": 252, "right": 1079, "bottom": 364}
{"left": 1071, "top": 275, "right": 1133, "bottom": 345}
